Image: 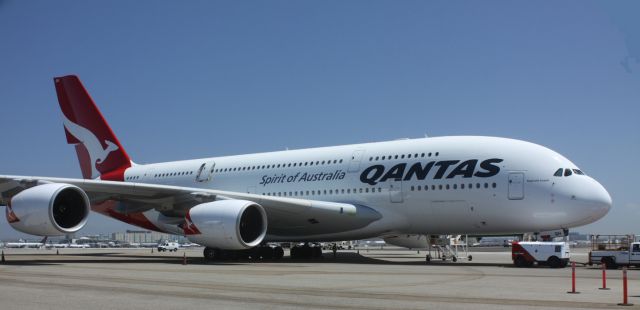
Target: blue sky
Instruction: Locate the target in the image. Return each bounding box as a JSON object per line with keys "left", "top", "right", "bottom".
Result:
{"left": 0, "top": 1, "right": 638, "bottom": 239}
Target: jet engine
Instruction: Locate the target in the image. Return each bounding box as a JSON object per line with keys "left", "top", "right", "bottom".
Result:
{"left": 7, "top": 183, "right": 90, "bottom": 236}
{"left": 185, "top": 200, "right": 267, "bottom": 250}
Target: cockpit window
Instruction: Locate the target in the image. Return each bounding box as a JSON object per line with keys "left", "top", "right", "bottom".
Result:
{"left": 564, "top": 169, "right": 573, "bottom": 177}
{"left": 553, "top": 168, "right": 563, "bottom": 177}
{"left": 572, "top": 169, "right": 584, "bottom": 175}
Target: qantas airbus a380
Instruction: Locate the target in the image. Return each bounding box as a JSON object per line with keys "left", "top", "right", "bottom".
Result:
{"left": 1, "top": 75, "right": 611, "bottom": 260}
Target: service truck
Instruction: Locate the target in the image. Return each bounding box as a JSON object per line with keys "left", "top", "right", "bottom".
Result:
{"left": 589, "top": 235, "right": 640, "bottom": 269}
{"left": 157, "top": 241, "right": 180, "bottom": 252}
{"left": 512, "top": 241, "right": 570, "bottom": 268}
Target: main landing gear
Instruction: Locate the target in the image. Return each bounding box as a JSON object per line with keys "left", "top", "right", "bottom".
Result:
{"left": 203, "top": 244, "right": 284, "bottom": 261}
{"left": 290, "top": 243, "right": 323, "bottom": 259}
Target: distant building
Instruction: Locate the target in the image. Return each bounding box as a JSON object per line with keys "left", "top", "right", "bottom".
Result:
{"left": 112, "top": 230, "right": 185, "bottom": 244}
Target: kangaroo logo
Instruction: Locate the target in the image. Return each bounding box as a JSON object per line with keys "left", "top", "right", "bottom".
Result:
{"left": 181, "top": 213, "right": 201, "bottom": 235}
{"left": 6, "top": 204, "right": 19, "bottom": 223}
{"left": 63, "top": 115, "right": 119, "bottom": 178}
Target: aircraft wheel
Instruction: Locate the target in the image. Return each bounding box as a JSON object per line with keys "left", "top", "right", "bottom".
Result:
{"left": 426, "top": 254, "right": 431, "bottom": 262}
{"left": 468, "top": 255, "right": 472, "bottom": 261}
{"left": 259, "top": 246, "right": 274, "bottom": 260}
{"left": 452, "top": 256, "right": 457, "bottom": 263}
{"left": 312, "top": 246, "right": 322, "bottom": 258}
{"left": 274, "top": 246, "right": 284, "bottom": 260}
{"left": 203, "top": 247, "right": 216, "bottom": 261}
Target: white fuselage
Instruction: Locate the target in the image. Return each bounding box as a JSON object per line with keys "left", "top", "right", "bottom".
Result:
{"left": 120, "top": 136, "right": 612, "bottom": 241}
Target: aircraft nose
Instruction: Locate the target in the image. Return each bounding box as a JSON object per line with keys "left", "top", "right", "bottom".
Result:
{"left": 582, "top": 180, "right": 612, "bottom": 220}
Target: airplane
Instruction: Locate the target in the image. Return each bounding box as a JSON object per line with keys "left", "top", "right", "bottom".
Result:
{"left": 4, "top": 237, "right": 48, "bottom": 249}
{"left": 0, "top": 75, "right": 612, "bottom": 261}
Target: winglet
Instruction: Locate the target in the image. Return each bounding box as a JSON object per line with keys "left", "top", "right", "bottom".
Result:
{"left": 54, "top": 75, "right": 131, "bottom": 181}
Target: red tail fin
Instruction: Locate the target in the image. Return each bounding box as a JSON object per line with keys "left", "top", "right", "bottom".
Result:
{"left": 54, "top": 75, "right": 131, "bottom": 181}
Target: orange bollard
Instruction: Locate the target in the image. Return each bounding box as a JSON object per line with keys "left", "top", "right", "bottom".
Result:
{"left": 182, "top": 252, "right": 187, "bottom": 265}
{"left": 567, "top": 262, "right": 580, "bottom": 294}
{"left": 600, "top": 262, "right": 610, "bottom": 290}
{"left": 618, "top": 266, "right": 634, "bottom": 306}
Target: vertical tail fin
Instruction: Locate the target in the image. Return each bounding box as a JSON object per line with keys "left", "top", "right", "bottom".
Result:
{"left": 54, "top": 75, "right": 131, "bottom": 181}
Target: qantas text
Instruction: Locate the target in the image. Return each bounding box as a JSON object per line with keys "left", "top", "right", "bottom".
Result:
{"left": 359, "top": 158, "right": 504, "bottom": 185}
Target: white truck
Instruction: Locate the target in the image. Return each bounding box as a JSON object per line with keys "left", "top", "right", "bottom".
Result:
{"left": 157, "top": 241, "right": 180, "bottom": 252}
{"left": 511, "top": 241, "right": 570, "bottom": 268}
{"left": 589, "top": 235, "right": 640, "bottom": 269}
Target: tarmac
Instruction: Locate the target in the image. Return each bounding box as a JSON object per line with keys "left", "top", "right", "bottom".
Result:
{"left": 0, "top": 247, "right": 637, "bottom": 310}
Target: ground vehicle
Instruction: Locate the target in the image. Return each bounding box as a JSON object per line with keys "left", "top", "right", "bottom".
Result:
{"left": 157, "top": 241, "right": 180, "bottom": 252}
{"left": 511, "top": 241, "right": 570, "bottom": 268}
{"left": 588, "top": 235, "right": 640, "bottom": 269}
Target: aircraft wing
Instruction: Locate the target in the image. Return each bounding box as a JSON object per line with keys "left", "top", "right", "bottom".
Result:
{"left": 0, "top": 175, "right": 381, "bottom": 236}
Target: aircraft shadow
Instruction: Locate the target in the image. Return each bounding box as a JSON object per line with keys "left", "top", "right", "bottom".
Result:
{"left": 0, "top": 251, "right": 513, "bottom": 267}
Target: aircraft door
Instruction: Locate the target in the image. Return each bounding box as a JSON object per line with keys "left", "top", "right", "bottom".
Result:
{"left": 389, "top": 179, "right": 403, "bottom": 203}
{"left": 508, "top": 172, "right": 524, "bottom": 200}
{"left": 195, "top": 161, "right": 216, "bottom": 182}
{"left": 142, "top": 168, "right": 155, "bottom": 183}
{"left": 347, "top": 149, "right": 365, "bottom": 173}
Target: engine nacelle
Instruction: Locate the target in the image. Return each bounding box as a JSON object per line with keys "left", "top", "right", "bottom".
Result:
{"left": 7, "top": 183, "right": 90, "bottom": 236}
{"left": 185, "top": 200, "right": 267, "bottom": 250}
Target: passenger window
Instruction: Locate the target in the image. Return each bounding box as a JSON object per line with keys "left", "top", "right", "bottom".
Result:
{"left": 633, "top": 244, "right": 639, "bottom": 252}
{"left": 554, "top": 245, "right": 561, "bottom": 253}
{"left": 564, "top": 169, "right": 572, "bottom": 177}
{"left": 554, "top": 168, "right": 563, "bottom": 177}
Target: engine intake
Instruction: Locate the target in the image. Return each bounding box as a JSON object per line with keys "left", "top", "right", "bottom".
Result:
{"left": 185, "top": 200, "right": 267, "bottom": 250}
{"left": 8, "top": 183, "right": 90, "bottom": 236}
